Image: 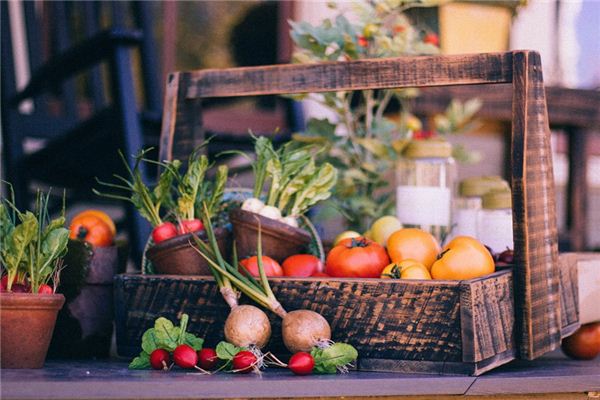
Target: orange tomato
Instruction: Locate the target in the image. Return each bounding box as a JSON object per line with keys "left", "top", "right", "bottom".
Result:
{"left": 430, "top": 236, "right": 495, "bottom": 280}
{"left": 69, "top": 215, "right": 114, "bottom": 247}
{"left": 71, "top": 210, "right": 116, "bottom": 237}
{"left": 386, "top": 228, "right": 441, "bottom": 270}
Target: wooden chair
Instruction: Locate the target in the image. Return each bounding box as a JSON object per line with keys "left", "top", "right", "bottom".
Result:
{"left": 1, "top": 1, "right": 161, "bottom": 260}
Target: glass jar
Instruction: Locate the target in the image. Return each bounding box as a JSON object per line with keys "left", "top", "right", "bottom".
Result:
{"left": 451, "top": 176, "right": 509, "bottom": 240}
{"left": 477, "top": 188, "right": 513, "bottom": 254}
{"left": 395, "top": 139, "right": 456, "bottom": 243}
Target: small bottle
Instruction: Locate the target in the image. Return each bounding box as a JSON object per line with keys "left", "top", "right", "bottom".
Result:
{"left": 477, "top": 188, "right": 513, "bottom": 254}
{"left": 451, "top": 176, "right": 509, "bottom": 240}
{"left": 395, "top": 139, "right": 456, "bottom": 243}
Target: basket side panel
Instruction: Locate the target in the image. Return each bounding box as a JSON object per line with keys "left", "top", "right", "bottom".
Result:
{"left": 511, "top": 51, "right": 562, "bottom": 359}
{"left": 115, "top": 275, "right": 464, "bottom": 362}
{"left": 460, "top": 271, "right": 515, "bottom": 363}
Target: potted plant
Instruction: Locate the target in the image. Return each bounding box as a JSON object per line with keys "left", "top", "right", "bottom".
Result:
{"left": 1, "top": 188, "right": 70, "bottom": 368}
{"left": 289, "top": 0, "right": 482, "bottom": 233}
{"left": 231, "top": 135, "right": 337, "bottom": 262}
{"left": 95, "top": 148, "right": 229, "bottom": 275}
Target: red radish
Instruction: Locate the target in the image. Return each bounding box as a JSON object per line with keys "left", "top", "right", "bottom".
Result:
{"left": 10, "top": 283, "right": 30, "bottom": 293}
{"left": 232, "top": 350, "right": 257, "bottom": 373}
{"left": 423, "top": 33, "right": 439, "bottom": 46}
{"left": 288, "top": 352, "right": 315, "bottom": 376}
{"left": 179, "top": 219, "right": 204, "bottom": 234}
{"left": 357, "top": 35, "right": 368, "bottom": 47}
{"left": 152, "top": 222, "right": 178, "bottom": 244}
{"left": 282, "top": 254, "right": 323, "bottom": 277}
{"left": 240, "top": 256, "right": 283, "bottom": 278}
{"left": 173, "top": 344, "right": 198, "bottom": 369}
{"left": 37, "top": 284, "right": 54, "bottom": 294}
{"left": 0, "top": 275, "right": 8, "bottom": 292}
{"left": 150, "top": 349, "right": 171, "bottom": 370}
{"left": 197, "top": 348, "right": 218, "bottom": 370}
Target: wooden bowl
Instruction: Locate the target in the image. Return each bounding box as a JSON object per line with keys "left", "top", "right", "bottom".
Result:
{"left": 146, "top": 228, "right": 230, "bottom": 275}
{"left": 229, "top": 208, "right": 312, "bottom": 263}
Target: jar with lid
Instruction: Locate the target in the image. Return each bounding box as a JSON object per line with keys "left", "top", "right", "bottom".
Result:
{"left": 395, "top": 139, "right": 456, "bottom": 243}
{"left": 451, "top": 176, "right": 509, "bottom": 240}
{"left": 477, "top": 188, "right": 513, "bottom": 254}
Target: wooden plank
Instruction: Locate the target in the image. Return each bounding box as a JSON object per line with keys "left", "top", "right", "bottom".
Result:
{"left": 510, "top": 51, "right": 562, "bottom": 359}
{"left": 186, "top": 53, "right": 514, "bottom": 98}
{"left": 158, "top": 72, "right": 204, "bottom": 164}
{"left": 460, "top": 272, "right": 515, "bottom": 363}
{"left": 558, "top": 253, "right": 580, "bottom": 334}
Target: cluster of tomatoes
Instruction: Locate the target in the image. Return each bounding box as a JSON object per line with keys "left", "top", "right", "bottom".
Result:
{"left": 325, "top": 228, "right": 495, "bottom": 281}
{"left": 239, "top": 254, "right": 325, "bottom": 278}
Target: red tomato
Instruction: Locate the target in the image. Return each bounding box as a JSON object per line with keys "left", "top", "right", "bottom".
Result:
{"left": 239, "top": 256, "right": 283, "bottom": 277}
{"left": 282, "top": 254, "right": 323, "bottom": 277}
{"left": 561, "top": 322, "right": 600, "bottom": 360}
{"left": 325, "top": 237, "right": 390, "bottom": 278}
{"left": 178, "top": 219, "right": 204, "bottom": 234}
{"left": 152, "top": 222, "right": 178, "bottom": 244}
{"left": 311, "top": 272, "right": 330, "bottom": 277}
{"left": 357, "top": 35, "right": 368, "bottom": 47}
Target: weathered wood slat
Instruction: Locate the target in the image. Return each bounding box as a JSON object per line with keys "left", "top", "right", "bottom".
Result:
{"left": 510, "top": 51, "right": 561, "bottom": 359}
{"left": 460, "top": 272, "right": 514, "bottom": 363}
{"left": 185, "top": 53, "right": 514, "bottom": 98}
{"left": 557, "top": 253, "right": 580, "bottom": 336}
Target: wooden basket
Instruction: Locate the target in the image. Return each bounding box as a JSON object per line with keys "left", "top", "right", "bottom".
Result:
{"left": 116, "top": 51, "right": 579, "bottom": 375}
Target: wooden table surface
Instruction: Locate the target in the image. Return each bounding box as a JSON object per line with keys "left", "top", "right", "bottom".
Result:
{"left": 1, "top": 351, "right": 599, "bottom": 400}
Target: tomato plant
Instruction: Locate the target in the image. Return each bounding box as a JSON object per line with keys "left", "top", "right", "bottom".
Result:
{"left": 325, "top": 237, "right": 389, "bottom": 278}
{"left": 430, "top": 236, "right": 495, "bottom": 280}
{"left": 282, "top": 254, "right": 323, "bottom": 277}
{"left": 69, "top": 214, "right": 114, "bottom": 247}
{"left": 239, "top": 256, "right": 283, "bottom": 277}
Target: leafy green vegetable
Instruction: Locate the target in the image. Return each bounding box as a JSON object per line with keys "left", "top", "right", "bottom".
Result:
{"left": 215, "top": 341, "right": 244, "bottom": 361}
{"left": 178, "top": 152, "right": 209, "bottom": 220}
{"left": 0, "top": 186, "right": 68, "bottom": 292}
{"left": 128, "top": 313, "right": 204, "bottom": 369}
{"left": 311, "top": 343, "right": 358, "bottom": 374}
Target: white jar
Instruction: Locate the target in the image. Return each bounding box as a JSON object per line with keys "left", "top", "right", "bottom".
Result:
{"left": 395, "top": 139, "right": 456, "bottom": 243}
{"left": 477, "top": 189, "right": 513, "bottom": 254}
{"left": 451, "top": 176, "right": 509, "bottom": 240}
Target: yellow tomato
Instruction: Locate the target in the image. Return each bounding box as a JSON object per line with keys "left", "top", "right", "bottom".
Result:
{"left": 380, "top": 259, "right": 431, "bottom": 280}
{"left": 370, "top": 215, "right": 403, "bottom": 247}
{"left": 333, "top": 230, "right": 361, "bottom": 246}
{"left": 430, "top": 236, "right": 495, "bottom": 280}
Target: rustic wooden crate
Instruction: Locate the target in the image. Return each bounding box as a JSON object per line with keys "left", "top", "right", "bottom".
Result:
{"left": 115, "top": 270, "right": 515, "bottom": 376}
{"left": 114, "top": 51, "right": 580, "bottom": 374}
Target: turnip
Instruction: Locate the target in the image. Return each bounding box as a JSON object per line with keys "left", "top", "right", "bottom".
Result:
{"left": 224, "top": 305, "right": 271, "bottom": 349}
{"left": 241, "top": 198, "right": 265, "bottom": 214}
{"left": 282, "top": 310, "right": 331, "bottom": 353}
{"left": 257, "top": 205, "right": 281, "bottom": 221}
{"left": 281, "top": 216, "right": 299, "bottom": 228}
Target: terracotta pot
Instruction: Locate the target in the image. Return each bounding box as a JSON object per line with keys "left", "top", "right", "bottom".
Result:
{"left": 146, "top": 228, "right": 230, "bottom": 275}
{"left": 229, "top": 208, "right": 312, "bottom": 263}
{"left": 1, "top": 293, "right": 65, "bottom": 368}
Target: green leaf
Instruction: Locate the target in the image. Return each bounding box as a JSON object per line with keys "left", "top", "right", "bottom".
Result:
{"left": 311, "top": 343, "right": 358, "bottom": 374}
{"left": 129, "top": 351, "right": 151, "bottom": 370}
{"left": 153, "top": 317, "right": 179, "bottom": 351}
{"left": 216, "top": 341, "right": 243, "bottom": 361}
{"left": 141, "top": 328, "right": 160, "bottom": 354}
{"left": 183, "top": 333, "right": 204, "bottom": 351}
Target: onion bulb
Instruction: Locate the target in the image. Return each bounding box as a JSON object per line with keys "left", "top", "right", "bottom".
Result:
{"left": 224, "top": 305, "right": 272, "bottom": 349}
{"left": 282, "top": 310, "right": 331, "bottom": 353}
